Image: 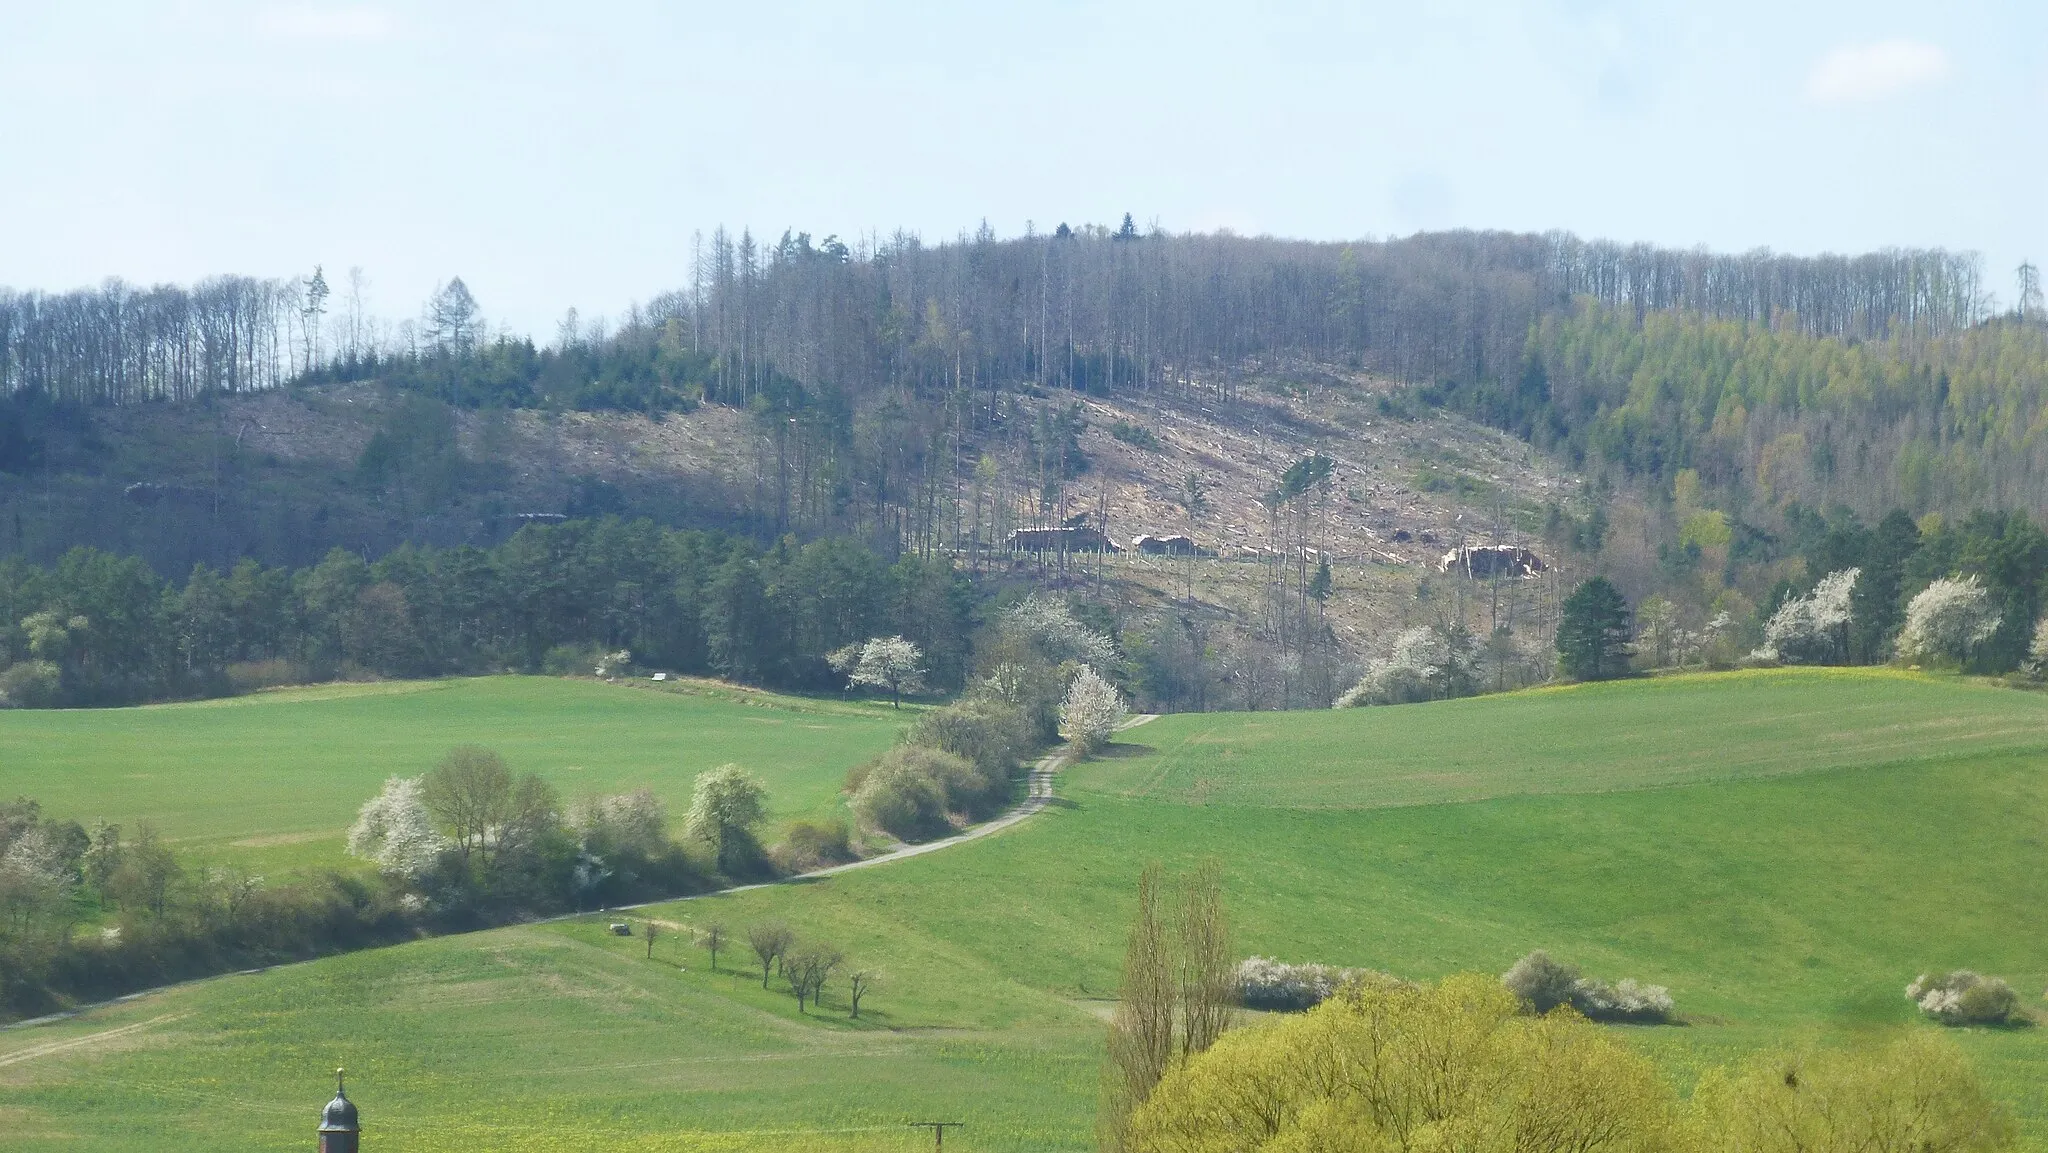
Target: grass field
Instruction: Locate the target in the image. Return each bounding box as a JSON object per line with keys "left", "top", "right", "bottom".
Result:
{"left": 4, "top": 669, "right": 2047, "bottom": 1151}
{"left": 0, "top": 676, "right": 909, "bottom": 875}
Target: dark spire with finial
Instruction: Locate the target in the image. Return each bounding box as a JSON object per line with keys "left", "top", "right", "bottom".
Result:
{"left": 319, "top": 1067, "right": 360, "bottom": 1152}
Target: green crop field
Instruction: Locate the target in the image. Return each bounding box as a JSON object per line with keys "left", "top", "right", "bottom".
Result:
{"left": 0, "top": 676, "right": 909, "bottom": 875}
{"left": 4, "top": 669, "right": 2048, "bottom": 1151}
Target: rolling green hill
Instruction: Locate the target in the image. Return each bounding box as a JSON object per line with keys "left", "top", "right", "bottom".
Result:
{"left": 0, "top": 676, "right": 908, "bottom": 875}
{"left": 4, "top": 670, "right": 2046, "bottom": 1151}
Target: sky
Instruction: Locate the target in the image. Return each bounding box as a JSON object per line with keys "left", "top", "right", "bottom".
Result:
{"left": 3, "top": 0, "right": 2043, "bottom": 338}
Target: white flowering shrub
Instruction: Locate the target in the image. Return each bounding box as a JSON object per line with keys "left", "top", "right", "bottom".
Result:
{"left": 571, "top": 788, "right": 669, "bottom": 858}
{"left": 344, "top": 776, "right": 449, "bottom": 882}
{"left": 1237, "top": 957, "right": 1401, "bottom": 1011}
{"left": 1336, "top": 626, "right": 1480, "bottom": 707}
{"left": 1755, "top": 568, "right": 1858, "bottom": 664}
{"left": 1897, "top": 577, "right": 2001, "bottom": 665}
{"left": 594, "top": 650, "right": 633, "bottom": 678}
{"left": 1907, "top": 971, "right": 2020, "bottom": 1026}
{"left": 1501, "top": 950, "right": 1675, "bottom": 1023}
{"left": 1059, "top": 664, "right": 1128, "bottom": 752}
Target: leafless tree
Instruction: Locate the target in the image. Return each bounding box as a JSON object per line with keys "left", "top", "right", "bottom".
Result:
{"left": 701, "top": 922, "right": 726, "bottom": 971}
{"left": 849, "top": 968, "right": 876, "bottom": 1018}
{"left": 747, "top": 921, "right": 794, "bottom": 988}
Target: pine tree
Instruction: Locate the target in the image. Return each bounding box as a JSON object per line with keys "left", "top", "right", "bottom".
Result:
{"left": 1556, "top": 577, "right": 1631, "bottom": 680}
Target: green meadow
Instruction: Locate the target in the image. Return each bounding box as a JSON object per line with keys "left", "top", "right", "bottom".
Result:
{"left": 0, "top": 676, "right": 909, "bottom": 875}
{"left": 3, "top": 669, "right": 2047, "bottom": 1150}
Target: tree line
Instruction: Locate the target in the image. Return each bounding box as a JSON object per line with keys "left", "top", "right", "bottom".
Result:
{"left": 3, "top": 229, "right": 1983, "bottom": 411}
{"left": 0, "top": 517, "right": 971, "bottom": 708}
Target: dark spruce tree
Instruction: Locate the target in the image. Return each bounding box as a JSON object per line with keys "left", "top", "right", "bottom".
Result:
{"left": 1557, "top": 577, "right": 1632, "bottom": 681}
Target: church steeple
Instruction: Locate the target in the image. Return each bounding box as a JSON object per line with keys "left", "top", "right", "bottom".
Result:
{"left": 318, "top": 1068, "right": 360, "bottom": 1152}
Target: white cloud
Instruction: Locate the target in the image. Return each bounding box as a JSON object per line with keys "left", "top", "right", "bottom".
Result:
{"left": 1805, "top": 39, "right": 1949, "bottom": 104}
{"left": 261, "top": 5, "right": 394, "bottom": 42}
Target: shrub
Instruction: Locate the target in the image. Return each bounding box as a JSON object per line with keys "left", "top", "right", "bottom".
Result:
{"left": 1060, "top": 664, "right": 1129, "bottom": 752}
{"left": 1502, "top": 950, "right": 1675, "bottom": 1023}
{"left": 1337, "top": 625, "right": 1479, "bottom": 707}
{"left": 910, "top": 698, "right": 1034, "bottom": 783}
{"left": 1755, "top": 568, "right": 1857, "bottom": 664}
{"left": 1236, "top": 956, "right": 1402, "bottom": 1011}
{"left": 851, "top": 746, "right": 985, "bottom": 841}
{"left": 570, "top": 788, "right": 669, "bottom": 859}
{"left": 344, "top": 776, "right": 448, "bottom": 882}
{"left": 772, "top": 820, "right": 854, "bottom": 872}
{"left": 1109, "top": 420, "right": 1162, "bottom": 451}
{"left": 0, "top": 660, "right": 62, "bottom": 709}
{"left": 1907, "top": 971, "right": 2022, "bottom": 1026}
{"left": 1501, "top": 949, "right": 1581, "bottom": 1013}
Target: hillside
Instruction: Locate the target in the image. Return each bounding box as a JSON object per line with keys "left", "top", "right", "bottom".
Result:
{"left": 0, "top": 676, "right": 908, "bottom": 878}
{"left": 0, "top": 371, "right": 1589, "bottom": 685}
{"left": 6, "top": 669, "right": 2044, "bottom": 1150}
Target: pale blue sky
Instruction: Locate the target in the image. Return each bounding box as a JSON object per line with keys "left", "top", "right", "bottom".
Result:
{"left": 4, "top": 1, "right": 2043, "bottom": 337}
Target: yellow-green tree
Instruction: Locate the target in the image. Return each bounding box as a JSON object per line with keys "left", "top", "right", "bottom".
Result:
{"left": 1127, "top": 974, "right": 1675, "bottom": 1153}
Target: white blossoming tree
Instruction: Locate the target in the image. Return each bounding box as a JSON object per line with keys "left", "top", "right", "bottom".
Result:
{"left": 685, "top": 764, "right": 767, "bottom": 873}
{"left": 831, "top": 635, "right": 926, "bottom": 707}
{"left": 1897, "top": 576, "right": 2001, "bottom": 665}
{"left": 345, "top": 776, "right": 448, "bottom": 882}
{"left": 1336, "top": 625, "right": 1480, "bottom": 707}
{"left": 1059, "top": 664, "right": 1128, "bottom": 753}
{"left": 1757, "top": 568, "right": 1858, "bottom": 664}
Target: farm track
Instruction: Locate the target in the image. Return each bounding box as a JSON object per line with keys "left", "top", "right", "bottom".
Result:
{"left": 0, "top": 720, "right": 1157, "bottom": 1037}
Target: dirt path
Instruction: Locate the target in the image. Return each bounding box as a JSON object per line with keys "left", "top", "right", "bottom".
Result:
{"left": 0, "top": 1014, "right": 188, "bottom": 1067}
{"left": 2, "top": 721, "right": 1159, "bottom": 1035}
{"left": 606, "top": 714, "right": 1157, "bottom": 907}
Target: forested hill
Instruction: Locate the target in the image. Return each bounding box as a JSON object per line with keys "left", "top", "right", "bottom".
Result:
{"left": 1, "top": 225, "right": 2040, "bottom": 575}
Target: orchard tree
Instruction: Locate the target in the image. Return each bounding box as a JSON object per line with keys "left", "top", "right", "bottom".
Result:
{"left": 1556, "top": 577, "right": 1632, "bottom": 681}
{"left": 747, "top": 921, "right": 794, "bottom": 988}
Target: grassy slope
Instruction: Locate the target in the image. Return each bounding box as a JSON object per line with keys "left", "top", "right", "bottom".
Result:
{"left": 4, "top": 670, "right": 2047, "bottom": 1151}
{"left": 0, "top": 677, "right": 907, "bottom": 875}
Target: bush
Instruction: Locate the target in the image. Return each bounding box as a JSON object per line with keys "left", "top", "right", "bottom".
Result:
{"left": 1237, "top": 956, "right": 1402, "bottom": 1012}
{"left": 1907, "top": 971, "right": 2022, "bottom": 1026}
{"left": 1059, "top": 664, "right": 1129, "bottom": 752}
{"left": 1109, "top": 420, "right": 1162, "bottom": 451}
{"left": 851, "top": 745, "right": 987, "bottom": 841}
{"left": 910, "top": 698, "right": 1034, "bottom": 784}
{"left": 0, "top": 660, "right": 62, "bottom": 708}
{"left": 1337, "top": 626, "right": 1479, "bottom": 707}
{"left": 1501, "top": 949, "right": 1581, "bottom": 1013}
{"left": 1502, "top": 950, "right": 1675, "bottom": 1023}
{"left": 772, "top": 820, "right": 855, "bottom": 873}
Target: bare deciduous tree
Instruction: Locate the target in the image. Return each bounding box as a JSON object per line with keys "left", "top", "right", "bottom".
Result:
{"left": 849, "top": 969, "right": 876, "bottom": 1018}
{"left": 748, "top": 921, "right": 794, "bottom": 988}
{"left": 785, "top": 944, "right": 842, "bottom": 1013}
{"left": 701, "top": 922, "right": 726, "bottom": 971}
{"left": 1176, "top": 860, "right": 1234, "bottom": 1058}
